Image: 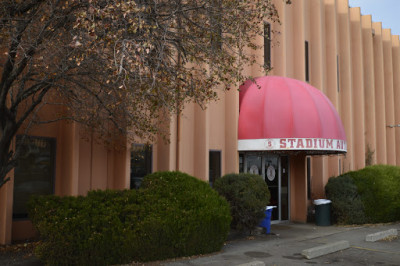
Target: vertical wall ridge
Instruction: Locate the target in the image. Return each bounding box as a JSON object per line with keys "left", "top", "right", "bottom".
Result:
{"left": 310, "top": 0, "right": 328, "bottom": 199}
{"left": 392, "top": 36, "right": 400, "bottom": 166}
{"left": 349, "top": 7, "right": 366, "bottom": 169}
{"left": 324, "top": 0, "right": 341, "bottom": 178}
{"left": 361, "top": 15, "right": 377, "bottom": 164}
{"left": 382, "top": 29, "right": 396, "bottom": 165}
{"left": 372, "top": 22, "right": 387, "bottom": 164}
{"left": 337, "top": 0, "right": 354, "bottom": 172}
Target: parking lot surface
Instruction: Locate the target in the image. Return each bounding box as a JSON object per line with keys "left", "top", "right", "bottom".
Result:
{"left": 165, "top": 222, "right": 400, "bottom": 266}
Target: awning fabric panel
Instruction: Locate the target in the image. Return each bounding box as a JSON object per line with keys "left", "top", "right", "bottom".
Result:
{"left": 238, "top": 76, "right": 347, "bottom": 154}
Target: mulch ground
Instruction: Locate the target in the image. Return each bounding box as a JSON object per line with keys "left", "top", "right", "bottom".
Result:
{"left": 0, "top": 241, "right": 42, "bottom": 266}
{"left": 0, "top": 230, "right": 266, "bottom": 266}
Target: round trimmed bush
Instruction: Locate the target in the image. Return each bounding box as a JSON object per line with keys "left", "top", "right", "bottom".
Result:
{"left": 28, "top": 171, "right": 231, "bottom": 264}
{"left": 213, "top": 173, "right": 270, "bottom": 232}
{"left": 136, "top": 171, "right": 231, "bottom": 261}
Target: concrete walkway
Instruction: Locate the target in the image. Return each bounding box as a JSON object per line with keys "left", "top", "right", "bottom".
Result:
{"left": 164, "top": 222, "right": 400, "bottom": 266}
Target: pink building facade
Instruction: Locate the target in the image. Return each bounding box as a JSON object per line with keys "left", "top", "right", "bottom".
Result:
{"left": 2, "top": 0, "right": 400, "bottom": 244}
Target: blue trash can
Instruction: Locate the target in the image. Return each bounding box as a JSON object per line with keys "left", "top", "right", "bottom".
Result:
{"left": 259, "top": 206, "right": 276, "bottom": 233}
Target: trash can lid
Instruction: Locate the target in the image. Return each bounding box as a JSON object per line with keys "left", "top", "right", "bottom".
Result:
{"left": 313, "top": 199, "right": 331, "bottom": 205}
{"left": 266, "top": 206, "right": 277, "bottom": 210}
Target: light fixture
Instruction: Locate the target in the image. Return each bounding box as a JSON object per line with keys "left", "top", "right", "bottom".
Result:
{"left": 387, "top": 124, "right": 400, "bottom": 128}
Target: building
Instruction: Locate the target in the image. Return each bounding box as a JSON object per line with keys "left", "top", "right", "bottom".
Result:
{"left": 1, "top": 0, "right": 400, "bottom": 244}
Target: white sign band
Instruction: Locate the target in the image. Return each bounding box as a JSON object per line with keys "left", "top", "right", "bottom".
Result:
{"left": 238, "top": 138, "right": 347, "bottom": 153}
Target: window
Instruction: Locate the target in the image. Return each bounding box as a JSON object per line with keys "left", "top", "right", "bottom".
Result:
{"left": 13, "top": 135, "right": 56, "bottom": 219}
{"left": 239, "top": 153, "right": 244, "bottom": 173}
{"left": 209, "top": 150, "right": 221, "bottom": 187}
{"left": 247, "top": 154, "right": 262, "bottom": 175}
{"left": 130, "top": 144, "right": 152, "bottom": 189}
{"left": 306, "top": 156, "right": 311, "bottom": 200}
{"left": 264, "top": 22, "right": 271, "bottom": 70}
{"left": 305, "top": 41, "right": 309, "bottom": 82}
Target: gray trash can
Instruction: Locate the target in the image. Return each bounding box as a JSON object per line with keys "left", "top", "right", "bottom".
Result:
{"left": 314, "top": 199, "right": 331, "bottom": 226}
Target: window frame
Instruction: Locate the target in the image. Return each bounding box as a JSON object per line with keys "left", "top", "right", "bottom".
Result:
{"left": 130, "top": 143, "right": 152, "bottom": 189}
{"left": 264, "top": 22, "right": 272, "bottom": 71}
{"left": 305, "top": 40, "right": 310, "bottom": 82}
{"left": 209, "top": 150, "right": 222, "bottom": 187}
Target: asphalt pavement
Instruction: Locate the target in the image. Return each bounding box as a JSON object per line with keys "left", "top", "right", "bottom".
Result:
{"left": 164, "top": 222, "right": 400, "bottom": 266}
{"left": 8, "top": 222, "right": 400, "bottom": 265}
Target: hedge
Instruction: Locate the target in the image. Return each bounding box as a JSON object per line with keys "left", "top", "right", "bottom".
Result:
{"left": 326, "top": 165, "right": 400, "bottom": 224}
{"left": 28, "top": 171, "right": 231, "bottom": 265}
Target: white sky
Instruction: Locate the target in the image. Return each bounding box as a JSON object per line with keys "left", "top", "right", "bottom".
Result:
{"left": 349, "top": 0, "right": 400, "bottom": 35}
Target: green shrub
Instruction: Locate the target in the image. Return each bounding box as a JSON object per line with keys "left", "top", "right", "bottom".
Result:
{"left": 28, "top": 190, "right": 139, "bottom": 265}
{"left": 136, "top": 171, "right": 231, "bottom": 261}
{"left": 348, "top": 165, "right": 400, "bottom": 223}
{"left": 325, "top": 165, "right": 400, "bottom": 224}
{"left": 325, "top": 174, "right": 368, "bottom": 224}
{"left": 213, "top": 173, "right": 270, "bottom": 232}
{"left": 28, "top": 171, "right": 231, "bottom": 265}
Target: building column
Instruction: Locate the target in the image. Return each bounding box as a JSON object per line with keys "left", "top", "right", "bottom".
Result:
{"left": 194, "top": 104, "right": 209, "bottom": 181}
{"left": 324, "top": 0, "right": 340, "bottom": 178}
{"left": 361, "top": 15, "right": 377, "bottom": 165}
{"left": 372, "top": 22, "right": 387, "bottom": 164}
{"left": 0, "top": 174, "right": 13, "bottom": 244}
{"left": 310, "top": 0, "right": 329, "bottom": 198}
{"left": 290, "top": 154, "right": 307, "bottom": 223}
{"left": 58, "top": 121, "right": 79, "bottom": 196}
{"left": 392, "top": 36, "right": 400, "bottom": 166}
{"left": 337, "top": 0, "right": 354, "bottom": 172}
{"left": 224, "top": 88, "right": 239, "bottom": 175}
{"left": 112, "top": 143, "right": 130, "bottom": 190}
{"left": 349, "top": 7, "right": 366, "bottom": 170}
{"left": 382, "top": 29, "right": 396, "bottom": 165}
{"left": 270, "top": 0, "right": 288, "bottom": 77}
{"left": 156, "top": 111, "right": 176, "bottom": 172}
{"left": 292, "top": 0, "right": 306, "bottom": 81}
{"left": 178, "top": 103, "right": 195, "bottom": 175}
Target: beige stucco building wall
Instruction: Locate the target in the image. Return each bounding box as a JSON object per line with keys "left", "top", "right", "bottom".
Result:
{"left": 0, "top": 120, "right": 130, "bottom": 244}
{"left": 2, "top": 0, "right": 400, "bottom": 244}
{"left": 152, "top": 0, "right": 400, "bottom": 221}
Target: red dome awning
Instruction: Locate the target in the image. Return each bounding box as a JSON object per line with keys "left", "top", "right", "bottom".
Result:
{"left": 238, "top": 76, "right": 347, "bottom": 154}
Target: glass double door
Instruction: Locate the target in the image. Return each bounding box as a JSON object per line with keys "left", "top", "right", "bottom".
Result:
{"left": 244, "top": 153, "right": 289, "bottom": 222}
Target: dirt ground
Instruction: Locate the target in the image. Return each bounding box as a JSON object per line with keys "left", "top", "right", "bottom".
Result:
{"left": 0, "top": 231, "right": 255, "bottom": 266}
{"left": 0, "top": 241, "right": 42, "bottom": 266}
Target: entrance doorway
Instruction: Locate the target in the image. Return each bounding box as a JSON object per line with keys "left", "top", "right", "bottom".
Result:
{"left": 239, "top": 153, "right": 290, "bottom": 222}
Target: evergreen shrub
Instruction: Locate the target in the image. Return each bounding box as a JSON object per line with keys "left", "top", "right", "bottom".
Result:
{"left": 137, "top": 171, "right": 231, "bottom": 261}
{"left": 325, "top": 165, "right": 400, "bottom": 224}
{"left": 349, "top": 165, "right": 400, "bottom": 223}
{"left": 28, "top": 171, "right": 231, "bottom": 265}
{"left": 325, "top": 174, "right": 367, "bottom": 224}
{"left": 213, "top": 173, "right": 270, "bottom": 232}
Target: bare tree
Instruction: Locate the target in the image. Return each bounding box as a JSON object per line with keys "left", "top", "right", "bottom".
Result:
{"left": 0, "top": 0, "right": 286, "bottom": 188}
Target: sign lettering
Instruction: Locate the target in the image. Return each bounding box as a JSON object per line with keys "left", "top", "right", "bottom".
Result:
{"left": 239, "top": 138, "right": 347, "bottom": 152}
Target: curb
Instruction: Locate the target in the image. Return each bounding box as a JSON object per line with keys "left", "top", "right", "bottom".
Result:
{"left": 301, "top": 240, "right": 350, "bottom": 259}
{"left": 365, "top": 229, "right": 398, "bottom": 242}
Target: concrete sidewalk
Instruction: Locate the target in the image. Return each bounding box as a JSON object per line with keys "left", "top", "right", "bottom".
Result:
{"left": 164, "top": 222, "right": 400, "bottom": 266}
